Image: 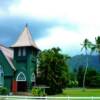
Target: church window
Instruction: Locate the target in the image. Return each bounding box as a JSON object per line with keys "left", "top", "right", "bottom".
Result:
{"left": 18, "top": 48, "right": 21, "bottom": 56}
{"left": 23, "top": 48, "right": 26, "bottom": 56}
{"left": 16, "top": 72, "right": 26, "bottom": 81}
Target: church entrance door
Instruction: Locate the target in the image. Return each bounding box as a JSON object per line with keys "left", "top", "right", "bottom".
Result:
{"left": 16, "top": 72, "right": 27, "bottom": 92}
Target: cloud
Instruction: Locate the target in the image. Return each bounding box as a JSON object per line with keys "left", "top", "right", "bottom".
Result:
{"left": 0, "top": 0, "right": 100, "bottom": 56}
{"left": 36, "top": 27, "right": 82, "bottom": 55}
{"left": 8, "top": 0, "right": 100, "bottom": 37}
{"left": 0, "top": 0, "right": 16, "bottom": 9}
{"left": 0, "top": 17, "right": 60, "bottom": 46}
{"left": 0, "top": 0, "right": 19, "bottom": 17}
{"left": 36, "top": 24, "right": 100, "bottom": 55}
{"left": 8, "top": 0, "right": 100, "bottom": 23}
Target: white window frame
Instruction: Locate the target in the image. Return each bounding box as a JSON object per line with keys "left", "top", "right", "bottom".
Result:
{"left": 16, "top": 72, "right": 26, "bottom": 81}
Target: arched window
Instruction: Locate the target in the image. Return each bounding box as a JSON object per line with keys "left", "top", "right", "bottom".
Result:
{"left": 31, "top": 73, "right": 36, "bottom": 82}
{"left": 0, "top": 65, "right": 4, "bottom": 86}
{"left": 16, "top": 72, "right": 26, "bottom": 81}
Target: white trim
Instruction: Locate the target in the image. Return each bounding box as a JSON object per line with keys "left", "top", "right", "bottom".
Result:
{"left": 0, "top": 96, "right": 100, "bottom": 99}
{"left": 16, "top": 72, "right": 26, "bottom": 81}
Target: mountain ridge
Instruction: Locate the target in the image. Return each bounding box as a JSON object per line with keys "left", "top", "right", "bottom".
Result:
{"left": 68, "top": 55, "right": 100, "bottom": 71}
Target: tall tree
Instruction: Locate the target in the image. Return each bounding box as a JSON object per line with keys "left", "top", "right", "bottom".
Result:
{"left": 81, "top": 39, "right": 92, "bottom": 90}
{"left": 77, "top": 66, "right": 100, "bottom": 88}
{"left": 37, "top": 47, "right": 70, "bottom": 94}
{"left": 77, "top": 66, "right": 84, "bottom": 87}
{"left": 91, "top": 36, "right": 100, "bottom": 61}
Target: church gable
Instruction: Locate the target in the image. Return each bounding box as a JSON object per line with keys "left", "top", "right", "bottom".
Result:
{"left": 0, "top": 47, "right": 14, "bottom": 76}
{"left": 0, "top": 45, "right": 16, "bottom": 71}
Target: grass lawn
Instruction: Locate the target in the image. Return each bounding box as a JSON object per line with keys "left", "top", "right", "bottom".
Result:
{"left": 0, "top": 89, "right": 100, "bottom": 100}
{"left": 57, "top": 88, "right": 100, "bottom": 97}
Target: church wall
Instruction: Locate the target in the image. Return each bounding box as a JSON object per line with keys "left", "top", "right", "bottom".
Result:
{"left": 0, "top": 51, "right": 14, "bottom": 91}
{"left": 0, "top": 51, "right": 14, "bottom": 76}
{"left": 4, "top": 76, "right": 13, "bottom": 91}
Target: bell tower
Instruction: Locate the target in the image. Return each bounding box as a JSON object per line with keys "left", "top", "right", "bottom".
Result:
{"left": 11, "top": 24, "right": 39, "bottom": 91}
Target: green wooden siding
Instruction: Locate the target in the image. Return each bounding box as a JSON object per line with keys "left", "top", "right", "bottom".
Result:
{"left": 0, "top": 51, "right": 13, "bottom": 76}
{"left": 0, "top": 65, "right": 4, "bottom": 87}
{"left": 4, "top": 76, "right": 12, "bottom": 91}
{"left": 13, "top": 46, "right": 38, "bottom": 89}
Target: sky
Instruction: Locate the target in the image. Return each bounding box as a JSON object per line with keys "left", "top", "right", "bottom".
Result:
{"left": 0, "top": 0, "right": 100, "bottom": 56}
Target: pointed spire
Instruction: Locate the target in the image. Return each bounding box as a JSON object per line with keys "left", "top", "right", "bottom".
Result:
{"left": 25, "top": 23, "right": 28, "bottom": 27}
{"left": 11, "top": 24, "right": 38, "bottom": 49}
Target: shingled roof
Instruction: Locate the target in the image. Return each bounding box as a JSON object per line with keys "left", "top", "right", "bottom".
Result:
{"left": 11, "top": 24, "right": 38, "bottom": 49}
{"left": 0, "top": 45, "right": 16, "bottom": 71}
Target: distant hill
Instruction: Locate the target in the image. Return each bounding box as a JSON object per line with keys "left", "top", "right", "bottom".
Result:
{"left": 68, "top": 55, "right": 100, "bottom": 71}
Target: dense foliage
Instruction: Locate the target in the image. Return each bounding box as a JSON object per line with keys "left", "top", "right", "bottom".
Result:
{"left": 77, "top": 66, "right": 100, "bottom": 88}
{"left": 32, "top": 88, "right": 45, "bottom": 96}
{"left": 79, "top": 36, "right": 100, "bottom": 89}
{"left": 0, "top": 87, "right": 9, "bottom": 95}
{"left": 37, "top": 47, "right": 70, "bottom": 94}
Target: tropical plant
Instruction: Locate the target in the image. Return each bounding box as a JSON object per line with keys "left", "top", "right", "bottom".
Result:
{"left": 77, "top": 66, "right": 84, "bottom": 87}
{"left": 81, "top": 39, "right": 92, "bottom": 90}
{"left": 91, "top": 36, "right": 100, "bottom": 61}
{"left": 37, "top": 47, "right": 70, "bottom": 94}
{"left": 77, "top": 66, "right": 100, "bottom": 88}
{"left": 32, "top": 88, "right": 45, "bottom": 96}
{"left": 0, "top": 87, "right": 9, "bottom": 95}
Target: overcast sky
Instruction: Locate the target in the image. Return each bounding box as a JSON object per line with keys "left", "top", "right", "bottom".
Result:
{"left": 0, "top": 0, "right": 100, "bottom": 56}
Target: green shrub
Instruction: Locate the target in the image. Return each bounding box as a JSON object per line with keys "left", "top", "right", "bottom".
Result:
{"left": 32, "top": 88, "right": 45, "bottom": 96}
{"left": 68, "top": 80, "right": 78, "bottom": 87}
{"left": 0, "top": 87, "right": 9, "bottom": 95}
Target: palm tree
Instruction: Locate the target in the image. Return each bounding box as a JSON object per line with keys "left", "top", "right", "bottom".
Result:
{"left": 91, "top": 36, "right": 100, "bottom": 61}
{"left": 81, "top": 39, "right": 92, "bottom": 90}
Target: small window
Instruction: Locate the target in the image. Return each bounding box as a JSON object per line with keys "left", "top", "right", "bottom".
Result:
{"left": 23, "top": 48, "right": 26, "bottom": 56}
{"left": 18, "top": 48, "right": 21, "bottom": 56}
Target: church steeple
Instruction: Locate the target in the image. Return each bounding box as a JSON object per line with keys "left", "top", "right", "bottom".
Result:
{"left": 11, "top": 24, "right": 38, "bottom": 49}
{"left": 25, "top": 23, "right": 28, "bottom": 27}
{"left": 10, "top": 25, "right": 39, "bottom": 91}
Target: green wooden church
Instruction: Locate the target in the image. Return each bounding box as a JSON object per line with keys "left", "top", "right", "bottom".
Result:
{"left": 0, "top": 25, "right": 39, "bottom": 92}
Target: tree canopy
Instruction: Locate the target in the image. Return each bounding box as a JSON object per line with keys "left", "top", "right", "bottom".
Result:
{"left": 37, "top": 47, "right": 70, "bottom": 94}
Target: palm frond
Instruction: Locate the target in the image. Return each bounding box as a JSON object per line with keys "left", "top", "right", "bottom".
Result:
{"left": 90, "top": 46, "right": 96, "bottom": 54}
{"left": 81, "top": 38, "right": 92, "bottom": 51}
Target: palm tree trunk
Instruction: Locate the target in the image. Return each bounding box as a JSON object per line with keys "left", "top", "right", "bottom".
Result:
{"left": 83, "top": 50, "right": 88, "bottom": 91}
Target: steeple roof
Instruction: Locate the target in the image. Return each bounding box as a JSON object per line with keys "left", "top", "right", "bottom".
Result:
{"left": 11, "top": 24, "right": 38, "bottom": 49}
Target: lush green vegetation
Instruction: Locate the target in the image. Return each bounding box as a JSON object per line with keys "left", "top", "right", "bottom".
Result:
{"left": 57, "top": 88, "right": 100, "bottom": 96}
{"left": 68, "top": 36, "right": 100, "bottom": 89}
{"left": 0, "top": 87, "right": 9, "bottom": 95}
{"left": 35, "top": 36, "right": 100, "bottom": 95}
{"left": 37, "top": 47, "right": 70, "bottom": 95}
{"left": 31, "top": 87, "right": 45, "bottom": 96}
